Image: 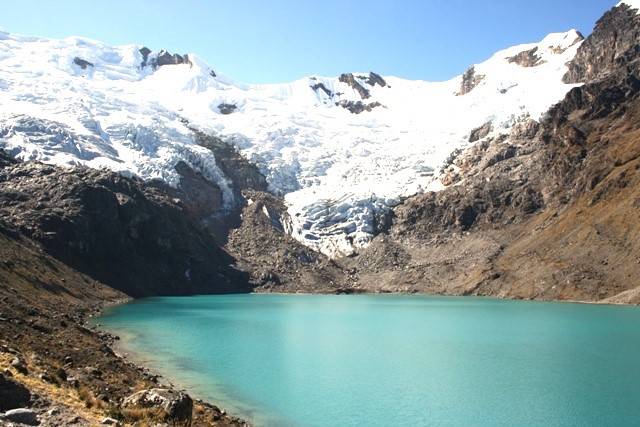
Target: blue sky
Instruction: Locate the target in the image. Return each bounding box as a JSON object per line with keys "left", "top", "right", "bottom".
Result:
{"left": 1, "top": 0, "right": 617, "bottom": 83}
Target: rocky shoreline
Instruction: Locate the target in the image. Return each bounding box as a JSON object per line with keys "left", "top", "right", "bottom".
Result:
{"left": 0, "top": 225, "right": 249, "bottom": 426}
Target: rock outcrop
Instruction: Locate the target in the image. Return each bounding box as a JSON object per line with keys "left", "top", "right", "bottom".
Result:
{"left": 0, "top": 373, "right": 31, "bottom": 411}
{"left": 226, "top": 191, "right": 350, "bottom": 293}
{"left": 139, "top": 47, "right": 192, "bottom": 69}
{"left": 218, "top": 103, "right": 237, "bottom": 114}
{"left": 336, "top": 100, "right": 382, "bottom": 114}
{"left": 0, "top": 157, "right": 250, "bottom": 297}
{"left": 364, "top": 72, "right": 387, "bottom": 87}
{"left": 73, "top": 57, "right": 94, "bottom": 70}
{"left": 563, "top": 2, "right": 640, "bottom": 83}
{"left": 156, "top": 50, "right": 192, "bottom": 67}
{"left": 507, "top": 47, "right": 545, "bottom": 67}
{"left": 339, "top": 73, "right": 371, "bottom": 99}
{"left": 311, "top": 82, "right": 333, "bottom": 97}
{"left": 468, "top": 121, "right": 493, "bottom": 142}
{"left": 338, "top": 72, "right": 388, "bottom": 99}
{"left": 457, "top": 66, "right": 485, "bottom": 95}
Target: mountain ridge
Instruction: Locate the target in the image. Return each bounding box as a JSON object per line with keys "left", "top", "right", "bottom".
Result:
{"left": 0, "top": 25, "right": 585, "bottom": 256}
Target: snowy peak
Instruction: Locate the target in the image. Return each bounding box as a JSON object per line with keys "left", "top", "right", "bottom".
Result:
{"left": 0, "top": 25, "right": 588, "bottom": 257}
{"left": 457, "top": 29, "right": 583, "bottom": 95}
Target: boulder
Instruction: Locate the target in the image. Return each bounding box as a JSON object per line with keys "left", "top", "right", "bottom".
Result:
{"left": 11, "top": 357, "right": 28, "bottom": 374}
{"left": 1, "top": 408, "right": 39, "bottom": 425}
{"left": 122, "top": 388, "right": 192, "bottom": 426}
{"left": 0, "top": 373, "right": 31, "bottom": 411}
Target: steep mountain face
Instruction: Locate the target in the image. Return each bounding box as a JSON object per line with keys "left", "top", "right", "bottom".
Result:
{"left": 343, "top": 1, "right": 640, "bottom": 303}
{"left": 563, "top": 1, "right": 640, "bottom": 83}
{"left": 0, "top": 155, "right": 250, "bottom": 297}
{"left": 0, "top": 26, "right": 584, "bottom": 257}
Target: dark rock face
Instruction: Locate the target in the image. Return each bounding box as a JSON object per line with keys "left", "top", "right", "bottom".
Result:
{"left": 156, "top": 50, "right": 191, "bottom": 67}
{"left": 468, "top": 121, "right": 493, "bottom": 142}
{"left": 0, "top": 157, "right": 250, "bottom": 297}
{"left": 339, "top": 73, "right": 370, "bottom": 99}
{"left": 337, "top": 72, "right": 387, "bottom": 99}
{"left": 73, "top": 57, "right": 94, "bottom": 70}
{"left": 172, "top": 161, "right": 224, "bottom": 222}
{"left": 140, "top": 48, "right": 192, "bottom": 69}
{"left": 0, "top": 373, "right": 31, "bottom": 411}
{"left": 0, "top": 149, "right": 16, "bottom": 168}
{"left": 457, "top": 66, "right": 485, "bottom": 95}
{"left": 364, "top": 72, "right": 387, "bottom": 87}
{"left": 139, "top": 47, "right": 151, "bottom": 68}
{"left": 563, "top": 3, "right": 640, "bottom": 83}
{"left": 1, "top": 408, "right": 39, "bottom": 426}
{"left": 226, "top": 191, "right": 349, "bottom": 293}
{"left": 507, "top": 47, "right": 545, "bottom": 67}
{"left": 311, "top": 82, "right": 333, "bottom": 97}
{"left": 190, "top": 130, "right": 269, "bottom": 241}
{"left": 193, "top": 131, "right": 268, "bottom": 198}
{"left": 218, "top": 103, "right": 237, "bottom": 114}
{"left": 336, "top": 100, "right": 382, "bottom": 114}
{"left": 122, "top": 388, "right": 193, "bottom": 426}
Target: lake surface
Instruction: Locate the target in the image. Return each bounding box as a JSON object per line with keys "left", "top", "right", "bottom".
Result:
{"left": 97, "top": 294, "right": 640, "bottom": 426}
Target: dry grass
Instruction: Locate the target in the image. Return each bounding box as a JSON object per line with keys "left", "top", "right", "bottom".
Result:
{"left": 0, "top": 353, "right": 105, "bottom": 424}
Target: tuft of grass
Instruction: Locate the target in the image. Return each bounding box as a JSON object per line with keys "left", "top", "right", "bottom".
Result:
{"left": 0, "top": 354, "right": 105, "bottom": 424}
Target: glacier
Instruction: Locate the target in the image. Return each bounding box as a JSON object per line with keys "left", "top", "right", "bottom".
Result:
{"left": 0, "top": 28, "right": 586, "bottom": 257}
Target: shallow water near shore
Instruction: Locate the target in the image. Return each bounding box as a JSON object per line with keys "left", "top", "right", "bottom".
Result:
{"left": 97, "top": 294, "right": 640, "bottom": 426}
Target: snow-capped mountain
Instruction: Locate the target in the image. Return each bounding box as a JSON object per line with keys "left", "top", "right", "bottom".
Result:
{"left": 0, "top": 25, "right": 587, "bottom": 256}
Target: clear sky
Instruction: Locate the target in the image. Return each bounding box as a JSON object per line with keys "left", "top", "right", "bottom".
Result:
{"left": 1, "top": 0, "right": 618, "bottom": 83}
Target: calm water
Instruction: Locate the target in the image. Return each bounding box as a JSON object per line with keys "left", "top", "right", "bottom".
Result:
{"left": 97, "top": 294, "right": 640, "bottom": 426}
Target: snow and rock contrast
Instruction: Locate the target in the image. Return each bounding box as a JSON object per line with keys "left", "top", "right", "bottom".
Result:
{"left": 0, "top": 27, "right": 585, "bottom": 256}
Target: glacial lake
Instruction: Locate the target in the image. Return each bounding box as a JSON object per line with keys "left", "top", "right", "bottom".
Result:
{"left": 97, "top": 294, "right": 640, "bottom": 426}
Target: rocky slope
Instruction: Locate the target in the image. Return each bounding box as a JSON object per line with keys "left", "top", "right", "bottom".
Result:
{"left": 0, "top": 155, "right": 251, "bottom": 297}
{"left": 339, "top": 1, "right": 640, "bottom": 304}
{"left": 226, "top": 191, "right": 352, "bottom": 293}
{"left": 0, "top": 222, "right": 247, "bottom": 426}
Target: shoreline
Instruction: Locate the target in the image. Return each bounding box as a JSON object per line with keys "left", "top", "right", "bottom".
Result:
{"left": 90, "top": 292, "right": 640, "bottom": 426}
{"left": 92, "top": 302, "right": 266, "bottom": 426}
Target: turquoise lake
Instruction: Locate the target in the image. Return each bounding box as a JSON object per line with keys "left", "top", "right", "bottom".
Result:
{"left": 97, "top": 294, "right": 640, "bottom": 426}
